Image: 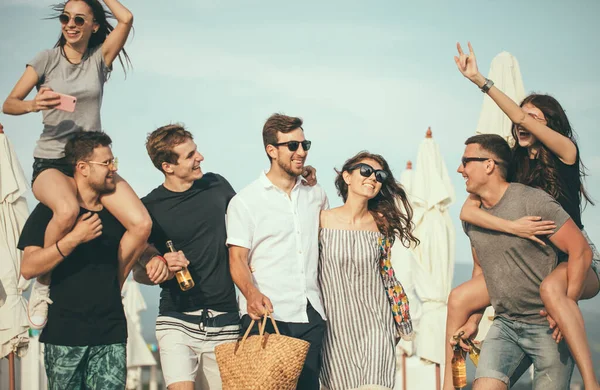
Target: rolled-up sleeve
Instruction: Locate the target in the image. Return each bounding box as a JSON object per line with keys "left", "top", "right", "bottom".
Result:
{"left": 226, "top": 195, "right": 254, "bottom": 249}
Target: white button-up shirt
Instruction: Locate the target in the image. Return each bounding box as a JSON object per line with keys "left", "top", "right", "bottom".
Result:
{"left": 226, "top": 171, "right": 329, "bottom": 323}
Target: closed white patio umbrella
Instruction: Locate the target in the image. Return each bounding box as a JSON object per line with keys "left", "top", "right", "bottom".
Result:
{"left": 0, "top": 124, "right": 30, "bottom": 390}
{"left": 399, "top": 161, "right": 414, "bottom": 196}
{"left": 123, "top": 279, "right": 156, "bottom": 390}
{"left": 408, "top": 128, "right": 455, "bottom": 389}
{"left": 475, "top": 51, "right": 525, "bottom": 146}
{"left": 394, "top": 160, "right": 421, "bottom": 390}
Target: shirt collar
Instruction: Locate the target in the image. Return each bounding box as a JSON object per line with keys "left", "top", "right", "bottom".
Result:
{"left": 259, "top": 171, "right": 306, "bottom": 190}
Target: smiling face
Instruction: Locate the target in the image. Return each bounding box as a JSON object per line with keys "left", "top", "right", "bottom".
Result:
{"left": 163, "top": 138, "right": 204, "bottom": 183}
{"left": 61, "top": 0, "right": 98, "bottom": 49}
{"left": 515, "top": 103, "right": 546, "bottom": 148}
{"left": 269, "top": 128, "right": 307, "bottom": 178}
{"left": 83, "top": 146, "right": 117, "bottom": 194}
{"left": 457, "top": 143, "right": 495, "bottom": 195}
{"left": 344, "top": 158, "right": 384, "bottom": 200}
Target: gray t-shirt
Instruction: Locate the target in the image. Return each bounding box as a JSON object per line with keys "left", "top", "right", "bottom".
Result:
{"left": 464, "top": 183, "right": 571, "bottom": 325}
{"left": 28, "top": 46, "right": 110, "bottom": 159}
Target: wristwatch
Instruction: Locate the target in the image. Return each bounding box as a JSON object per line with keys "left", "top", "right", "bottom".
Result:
{"left": 480, "top": 78, "right": 494, "bottom": 93}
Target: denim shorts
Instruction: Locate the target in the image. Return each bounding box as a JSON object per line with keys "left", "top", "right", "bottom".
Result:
{"left": 582, "top": 229, "right": 600, "bottom": 282}
{"left": 476, "top": 316, "right": 574, "bottom": 389}
{"left": 32, "top": 157, "right": 74, "bottom": 186}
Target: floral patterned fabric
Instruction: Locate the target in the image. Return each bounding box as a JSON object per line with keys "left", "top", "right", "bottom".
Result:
{"left": 44, "top": 343, "right": 126, "bottom": 390}
{"left": 378, "top": 236, "right": 414, "bottom": 340}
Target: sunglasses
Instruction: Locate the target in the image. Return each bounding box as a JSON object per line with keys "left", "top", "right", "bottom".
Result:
{"left": 59, "top": 13, "right": 87, "bottom": 27}
{"left": 87, "top": 158, "right": 118, "bottom": 170}
{"left": 348, "top": 163, "right": 389, "bottom": 183}
{"left": 461, "top": 157, "right": 501, "bottom": 168}
{"left": 271, "top": 140, "right": 312, "bottom": 152}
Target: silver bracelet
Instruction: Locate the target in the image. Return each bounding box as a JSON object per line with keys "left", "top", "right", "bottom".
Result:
{"left": 480, "top": 78, "right": 494, "bottom": 93}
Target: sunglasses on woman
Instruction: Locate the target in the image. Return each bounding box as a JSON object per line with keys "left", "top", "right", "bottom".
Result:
{"left": 348, "top": 163, "right": 389, "bottom": 183}
{"left": 59, "top": 13, "right": 88, "bottom": 27}
{"left": 271, "top": 140, "right": 312, "bottom": 152}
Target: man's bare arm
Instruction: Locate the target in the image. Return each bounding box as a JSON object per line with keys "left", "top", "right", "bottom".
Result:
{"left": 228, "top": 245, "right": 272, "bottom": 320}
{"left": 132, "top": 244, "right": 171, "bottom": 286}
{"left": 548, "top": 218, "right": 593, "bottom": 300}
{"left": 21, "top": 212, "right": 101, "bottom": 280}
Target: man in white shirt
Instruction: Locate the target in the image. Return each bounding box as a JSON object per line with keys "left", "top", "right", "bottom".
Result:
{"left": 227, "top": 113, "right": 328, "bottom": 390}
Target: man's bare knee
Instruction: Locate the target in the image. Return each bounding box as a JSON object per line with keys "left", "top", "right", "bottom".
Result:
{"left": 473, "top": 377, "right": 507, "bottom": 390}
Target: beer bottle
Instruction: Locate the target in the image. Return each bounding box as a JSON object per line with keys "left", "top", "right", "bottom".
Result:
{"left": 166, "top": 240, "right": 195, "bottom": 291}
{"left": 451, "top": 334, "right": 467, "bottom": 389}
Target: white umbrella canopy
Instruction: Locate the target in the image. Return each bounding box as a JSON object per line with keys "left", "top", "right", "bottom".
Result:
{"left": 398, "top": 161, "right": 414, "bottom": 197}
{"left": 123, "top": 279, "right": 156, "bottom": 367}
{"left": 0, "top": 129, "right": 30, "bottom": 360}
{"left": 408, "top": 128, "right": 455, "bottom": 365}
{"left": 475, "top": 51, "right": 525, "bottom": 146}
{"left": 395, "top": 160, "right": 420, "bottom": 357}
{"left": 123, "top": 279, "right": 156, "bottom": 390}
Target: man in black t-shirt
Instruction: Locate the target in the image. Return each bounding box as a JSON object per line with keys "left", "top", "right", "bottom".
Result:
{"left": 18, "top": 131, "right": 141, "bottom": 390}
{"left": 135, "top": 124, "right": 240, "bottom": 389}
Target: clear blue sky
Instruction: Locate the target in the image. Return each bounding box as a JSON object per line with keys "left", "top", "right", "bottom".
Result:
{"left": 2, "top": 0, "right": 600, "bottom": 333}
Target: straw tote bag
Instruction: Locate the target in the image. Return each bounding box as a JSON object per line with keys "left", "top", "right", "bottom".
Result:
{"left": 215, "top": 313, "right": 310, "bottom": 390}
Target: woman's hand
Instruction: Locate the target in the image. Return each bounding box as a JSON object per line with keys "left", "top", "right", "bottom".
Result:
{"left": 31, "top": 87, "right": 60, "bottom": 112}
{"left": 302, "top": 165, "right": 317, "bottom": 186}
{"left": 454, "top": 42, "right": 485, "bottom": 87}
{"left": 509, "top": 216, "right": 556, "bottom": 246}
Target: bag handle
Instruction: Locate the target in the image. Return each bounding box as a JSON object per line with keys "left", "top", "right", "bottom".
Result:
{"left": 239, "top": 313, "right": 280, "bottom": 349}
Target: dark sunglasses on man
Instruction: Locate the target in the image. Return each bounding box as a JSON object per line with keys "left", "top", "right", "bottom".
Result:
{"left": 461, "top": 157, "right": 502, "bottom": 168}
{"left": 271, "top": 140, "right": 312, "bottom": 152}
{"left": 348, "top": 163, "right": 389, "bottom": 183}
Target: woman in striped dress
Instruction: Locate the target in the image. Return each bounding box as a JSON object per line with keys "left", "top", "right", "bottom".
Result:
{"left": 319, "top": 151, "right": 419, "bottom": 390}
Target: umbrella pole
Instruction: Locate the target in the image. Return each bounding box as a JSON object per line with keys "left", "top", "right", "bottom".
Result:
{"left": 435, "top": 363, "right": 441, "bottom": 390}
{"left": 149, "top": 365, "right": 158, "bottom": 390}
{"left": 8, "top": 351, "right": 15, "bottom": 390}
{"left": 402, "top": 353, "right": 407, "bottom": 390}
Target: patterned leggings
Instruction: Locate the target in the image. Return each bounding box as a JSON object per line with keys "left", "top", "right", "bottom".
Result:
{"left": 44, "top": 343, "right": 127, "bottom": 390}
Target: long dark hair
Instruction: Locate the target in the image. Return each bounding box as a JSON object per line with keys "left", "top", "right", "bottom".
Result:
{"left": 49, "top": 0, "right": 132, "bottom": 73}
{"left": 335, "top": 151, "right": 419, "bottom": 248}
{"left": 510, "top": 94, "right": 593, "bottom": 207}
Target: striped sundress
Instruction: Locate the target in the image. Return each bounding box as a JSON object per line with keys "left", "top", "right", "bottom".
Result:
{"left": 318, "top": 228, "right": 396, "bottom": 390}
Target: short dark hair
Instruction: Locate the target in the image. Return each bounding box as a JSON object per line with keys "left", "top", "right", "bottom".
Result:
{"left": 65, "top": 131, "right": 112, "bottom": 167}
{"left": 146, "top": 124, "right": 194, "bottom": 172}
{"left": 465, "top": 134, "right": 511, "bottom": 179}
{"left": 262, "top": 113, "right": 303, "bottom": 161}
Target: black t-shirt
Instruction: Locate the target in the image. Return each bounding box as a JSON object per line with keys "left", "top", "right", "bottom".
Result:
{"left": 17, "top": 204, "right": 127, "bottom": 346}
{"left": 528, "top": 155, "right": 583, "bottom": 229}
{"left": 142, "top": 173, "right": 238, "bottom": 314}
